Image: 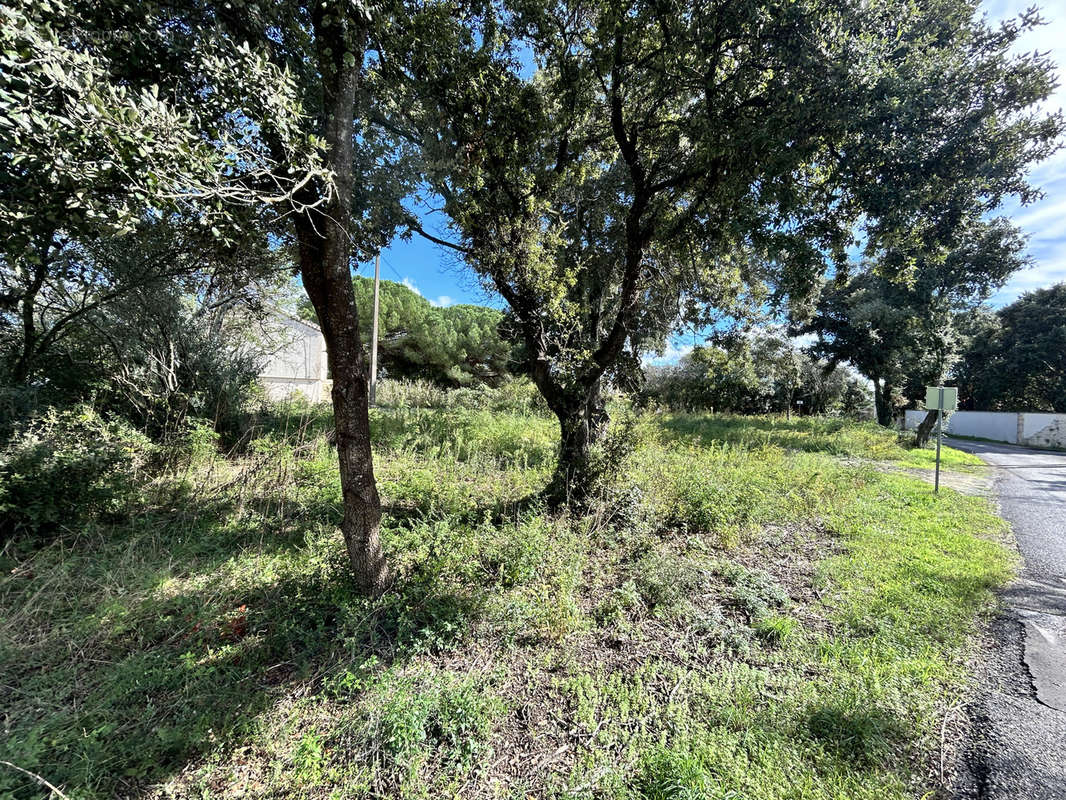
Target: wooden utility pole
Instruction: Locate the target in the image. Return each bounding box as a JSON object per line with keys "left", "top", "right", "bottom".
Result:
{"left": 369, "top": 252, "right": 380, "bottom": 406}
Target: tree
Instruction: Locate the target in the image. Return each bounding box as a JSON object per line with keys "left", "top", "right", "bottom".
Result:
{"left": 798, "top": 217, "right": 1030, "bottom": 425}
{"left": 955, "top": 284, "right": 1066, "bottom": 412}
{"left": 0, "top": 212, "right": 283, "bottom": 388}
{"left": 394, "top": 0, "right": 1061, "bottom": 503}
{"left": 953, "top": 307, "right": 1006, "bottom": 410}
{"left": 2, "top": 0, "right": 409, "bottom": 594}
{"left": 300, "top": 277, "right": 515, "bottom": 386}
{"left": 639, "top": 328, "right": 870, "bottom": 416}
{"left": 0, "top": 219, "right": 287, "bottom": 438}
{"left": 0, "top": 0, "right": 323, "bottom": 383}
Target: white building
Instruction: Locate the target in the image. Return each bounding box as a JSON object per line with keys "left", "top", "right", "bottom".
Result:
{"left": 255, "top": 309, "right": 330, "bottom": 403}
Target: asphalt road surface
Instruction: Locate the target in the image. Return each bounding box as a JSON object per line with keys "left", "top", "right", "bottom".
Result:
{"left": 946, "top": 438, "right": 1066, "bottom": 799}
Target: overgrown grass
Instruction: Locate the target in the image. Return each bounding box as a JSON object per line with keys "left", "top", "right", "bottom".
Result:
{"left": 0, "top": 408, "right": 1009, "bottom": 799}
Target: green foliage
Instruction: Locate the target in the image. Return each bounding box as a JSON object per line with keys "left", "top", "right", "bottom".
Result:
{"left": 0, "top": 406, "right": 150, "bottom": 540}
{"left": 954, "top": 283, "right": 1066, "bottom": 411}
{"left": 0, "top": 218, "right": 291, "bottom": 445}
{"left": 805, "top": 705, "right": 907, "bottom": 767}
{"left": 634, "top": 552, "right": 705, "bottom": 618}
{"left": 0, "top": 399, "right": 1010, "bottom": 798}
{"left": 374, "top": 377, "right": 548, "bottom": 416}
{"left": 637, "top": 747, "right": 713, "bottom": 800}
{"left": 715, "top": 562, "right": 790, "bottom": 624}
{"left": 400, "top": 0, "right": 1060, "bottom": 499}
{"left": 373, "top": 671, "right": 505, "bottom": 779}
{"left": 0, "top": 1, "right": 323, "bottom": 381}
{"left": 301, "top": 278, "right": 518, "bottom": 387}
{"left": 797, "top": 218, "right": 1030, "bottom": 424}
{"left": 642, "top": 329, "right": 871, "bottom": 416}
{"left": 754, "top": 614, "right": 800, "bottom": 645}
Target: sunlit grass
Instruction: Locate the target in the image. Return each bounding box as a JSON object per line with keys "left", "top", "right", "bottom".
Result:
{"left": 0, "top": 410, "right": 1010, "bottom": 799}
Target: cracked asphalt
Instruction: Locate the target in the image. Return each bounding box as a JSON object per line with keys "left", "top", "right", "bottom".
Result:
{"left": 946, "top": 438, "right": 1066, "bottom": 799}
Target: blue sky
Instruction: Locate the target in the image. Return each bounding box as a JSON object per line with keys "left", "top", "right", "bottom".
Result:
{"left": 368, "top": 0, "right": 1066, "bottom": 327}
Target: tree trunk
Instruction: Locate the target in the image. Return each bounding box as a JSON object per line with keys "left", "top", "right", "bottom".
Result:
{"left": 294, "top": 32, "right": 389, "bottom": 596}
{"left": 543, "top": 381, "right": 609, "bottom": 508}
{"left": 914, "top": 410, "right": 938, "bottom": 447}
{"left": 11, "top": 250, "right": 50, "bottom": 383}
{"left": 873, "top": 378, "right": 895, "bottom": 427}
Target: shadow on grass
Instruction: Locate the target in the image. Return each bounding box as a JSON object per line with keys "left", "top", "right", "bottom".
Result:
{"left": 804, "top": 703, "right": 909, "bottom": 767}
{"left": 0, "top": 485, "right": 488, "bottom": 798}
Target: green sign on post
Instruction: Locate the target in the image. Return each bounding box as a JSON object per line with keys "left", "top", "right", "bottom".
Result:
{"left": 925, "top": 386, "right": 957, "bottom": 493}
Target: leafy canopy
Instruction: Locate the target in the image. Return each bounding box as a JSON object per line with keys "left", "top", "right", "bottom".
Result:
{"left": 797, "top": 216, "right": 1030, "bottom": 423}
{"left": 396, "top": 0, "right": 1060, "bottom": 404}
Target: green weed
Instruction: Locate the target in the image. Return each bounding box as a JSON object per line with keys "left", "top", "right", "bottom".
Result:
{"left": 0, "top": 411, "right": 1009, "bottom": 799}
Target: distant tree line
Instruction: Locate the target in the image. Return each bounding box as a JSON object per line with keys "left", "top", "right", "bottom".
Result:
{"left": 299, "top": 277, "right": 517, "bottom": 388}
{"left": 640, "top": 329, "right": 870, "bottom": 417}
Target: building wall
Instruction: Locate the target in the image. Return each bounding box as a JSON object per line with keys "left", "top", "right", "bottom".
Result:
{"left": 904, "top": 409, "right": 1066, "bottom": 448}
{"left": 948, "top": 411, "right": 1019, "bottom": 444}
{"left": 255, "top": 311, "right": 329, "bottom": 403}
{"left": 1022, "top": 413, "right": 1066, "bottom": 449}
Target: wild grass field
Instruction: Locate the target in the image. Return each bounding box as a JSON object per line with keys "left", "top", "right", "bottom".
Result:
{"left": 0, "top": 398, "right": 1009, "bottom": 800}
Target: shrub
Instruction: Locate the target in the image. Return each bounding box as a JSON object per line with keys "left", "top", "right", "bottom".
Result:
{"left": 0, "top": 407, "right": 151, "bottom": 539}
{"left": 634, "top": 552, "right": 705, "bottom": 618}
{"left": 375, "top": 378, "right": 451, "bottom": 409}
{"left": 715, "top": 561, "right": 790, "bottom": 624}
{"left": 375, "top": 377, "right": 549, "bottom": 416}
{"left": 374, "top": 671, "right": 505, "bottom": 783}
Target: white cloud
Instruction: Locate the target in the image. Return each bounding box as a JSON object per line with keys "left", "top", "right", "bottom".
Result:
{"left": 400, "top": 279, "right": 453, "bottom": 307}
{"left": 790, "top": 332, "right": 818, "bottom": 348}
{"left": 980, "top": 0, "right": 1066, "bottom": 304}
{"left": 642, "top": 343, "right": 695, "bottom": 367}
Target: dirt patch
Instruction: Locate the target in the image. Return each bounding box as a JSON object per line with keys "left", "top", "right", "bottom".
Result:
{"left": 902, "top": 467, "right": 995, "bottom": 497}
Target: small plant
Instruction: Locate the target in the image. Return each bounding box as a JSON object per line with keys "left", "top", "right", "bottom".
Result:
{"left": 375, "top": 672, "right": 505, "bottom": 784}
{"left": 806, "top": 704, "right": 906, "bottom": 766}
{"left": 634, "top": 552, "right": 705, "bottom": 619}
{"left": 715, "top": 561, "right": 790, "bottom": 624}
{"left": 291, "top": 730, "right": 326, "bottom": 783}
{"left": 637, "top": 747, "right": 712, "bottom": 800}
{"left": 594, "top": 578, "right": 642, "bottom": 626}
{"left": 754, "top": 613, "right": 799, "bottom": 645}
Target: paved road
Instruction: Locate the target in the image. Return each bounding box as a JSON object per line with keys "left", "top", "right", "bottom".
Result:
{"left": 946, "top": 438, "right": 1066, "bottom": 799}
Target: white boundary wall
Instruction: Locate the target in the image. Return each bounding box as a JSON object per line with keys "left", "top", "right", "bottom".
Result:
{"left": 1022, "top": 414, "right": 1066, "bottom": 448}
{"left": 904, "top": 409, "right": 1066, "bottom": 448}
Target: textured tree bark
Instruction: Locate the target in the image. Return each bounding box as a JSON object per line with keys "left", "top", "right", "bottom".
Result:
{"left": 542, "top": 381, "right": 609, "bottom": 508}
{"left": 293, "top": 32, "right": 389, "bottom": 596}
{"left": 914, "top": 409, "right": 939, "bottom": 447}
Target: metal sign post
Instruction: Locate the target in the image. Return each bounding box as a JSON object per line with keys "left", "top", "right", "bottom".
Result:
{"left": 935, "top": 387, "right": 943, "bottom": 493}
{"left": 924, "top": 386, "right": 957, "bottom": 494}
